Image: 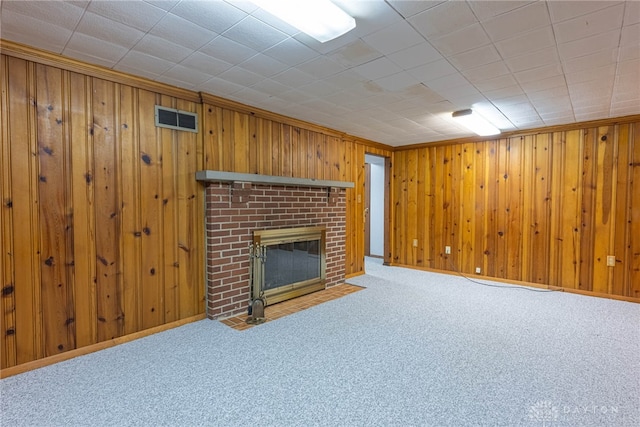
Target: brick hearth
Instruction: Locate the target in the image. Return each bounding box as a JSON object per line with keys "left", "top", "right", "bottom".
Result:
{"left": 205, "top": 182, "right": 347, "bottom": 319}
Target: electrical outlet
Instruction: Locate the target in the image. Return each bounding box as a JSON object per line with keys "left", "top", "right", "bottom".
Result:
{"left": 412, "top": 239, "right": 418, "bottom": 248}
{"left": 445, "top": 246, "right": 451, "bottom": 254}
{"left": 475, "top": 267, "right": 481, "bottom": 274}
{"left": 606, "top": 255, "right": 615, "bottom": 267}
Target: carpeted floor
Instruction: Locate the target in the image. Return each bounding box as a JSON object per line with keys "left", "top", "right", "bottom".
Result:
{"left": 1, "top": 258, "right": 639, "bottom": 426}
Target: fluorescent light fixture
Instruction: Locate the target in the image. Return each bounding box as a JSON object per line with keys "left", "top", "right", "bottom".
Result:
{"left": 452, "top": 109, "right": 501, "bottom": 136}
{"left": 252, "top": 0, "right": 356, "bottom": 43}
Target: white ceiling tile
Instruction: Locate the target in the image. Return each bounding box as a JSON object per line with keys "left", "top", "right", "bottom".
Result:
{"left": 75, "top": 11, "right": 145, "bottom": 49}
{"left": 143, "top": 1, "right": 179, "bottom": 12}
{"left": 238, "top": 53, "right": 288, "bottom": 77}
{"left": 565, "top": 64, "right": 617, "bottom": 84}
{"left": 263, "top": 38, "right": 317, "bottom": 67}
{"left": 246, "top": 5, "right": 300, "bottom": 36}
{"left": 64, "top": 32, "right": 129, "bottom": 63}
{"left": 271, "top": 68, "right": 315, "bottom": 88}
{"left": 385, "top": 0, "right": 445, "bottom": 18}
{"left": 217, "top": 66, "right": 264, "bottom": 87}
{"left": 223, "top": 15, "right": 288, "bottom": 51}
{"left": 362, "top": 20, "right": 424, "bottom": 55}
{"left": 179, "top": 52, "right": 234, "bottom": 76}
{"left": 399, "top": 84, "right": 446, "bottom": 103}
{"left": 199, "top": 36, "right": 258, "bottom": 64}
{"left": 548, "top": 1, "right": 623, "bottom": 23}
{"left": 333, "top": 0, "right": 403, "bottom": 37}
{"left": 250, "top": 78, "right": 294, "bottom": 97}
{"left": 532, "top": 96, "right": 573, "bottom": 114}
{"left": 387, "top": 42, "right": 442, "bottom": 69}
{"left": 472, "top": 74, "right": 519, "bottom": 92}
{"left": 557, "top": 29, "right": 621, "bottom": 60}
{"left": 161, "top": 64, "right": 213, "bottom": 87}
{"left": 408, "top": 59, "right": 458, "bottom": 83}
{"left": 116, "top": 51, "right": 174, "bottom": 75}
{"left": 485, "top": 87, "right": 526, "bottom": 102}
{"left": 353, "top": 57, "right": 403, "bottom": 81}
{"left": 429, "top": 23, "right": 490, "bottom": 56}
{"left": 617, "top": 58, "right": 640, "bottom": 76}
{"left": 424, "top": 72, "right": 470, "bottom": 92}
{"left": 494, "top": 26, "right": 556, "bottom": 59}
{"left": 277, "top": 89, "right": 314, "bottom": 104}
{"left": 468, "top": 1, "right": 536, "bottom": 20}
{"left": 113, "top": 64, "right": 164, "bottom": 81}
{"left": 514, "top": 63, "right": 563, "bottom": 85}
{"left": 447, "top": 45, "right": 501, "bottom": 71}
{"left": 528, "top": 86, "right": 569, "bottom": 102}
{"left": 2, "top": 0, "right": 85, "bottom": 29}
{"left": 63, "top": 48, "right": 121, "bottom": 69}
{"left": 505, "top": 46, "right": 560, "bottom": 73}
{"left": 297, "top": 56, "right": 346, "bottom": 79}
{"left": 553, "top": 4, "right": 625, "bottom": 44}
{"left": 483, "top": 1, "right": 550, "bottom": 42}
{"left": 519, "top": 75, "right": 567, "bottom": 92}
{"left": 408, "top": 1, "right": 477, "bottom": 39}
{"left": 562, "top": 49, "right": 618, "bottom": 74}
{"left": 623, "top": 1, "right": 640, "bottom": 25}
{"left": 172, "top": 1, "right": 246, "bottom": 34}
{"left": 323, "top": 70, "right": 363, "bottom": 88}
{"left": 374, "top": 72, "right": 420, "bottom": 92}
{"left": 299, "top": 80, "right": 341, "bottom": 98}
{"left": 621, "top": 22, "right": 640, "bottom": 47}
{"left": 0, "top": 11, "right": 72, "bottom": 54}
{"left": 133, "top": 34, "right": 193, "bottom": 63}
{"left": 569, "top": 82, "right": 613, "bottom": 101}
{"left": 329, "top": 40, "right": 383, "bottom": 68}
{"left": 461, "top": 61, "right": 511, "bottom": 83}
{"left": 87, "top": 1, "right": 167, "bottom": 32}
{"left": 151, "top": 13, "right": 218, "bottom": 50}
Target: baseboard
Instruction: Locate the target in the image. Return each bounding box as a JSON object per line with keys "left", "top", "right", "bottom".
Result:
{"left": 0, "top": 313, "right": 207, "bottom": 379}
{"left": 387, "top": 263, "right": 640, "bottom": 304}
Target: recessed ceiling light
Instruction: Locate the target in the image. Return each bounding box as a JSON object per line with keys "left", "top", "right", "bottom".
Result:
{"left": 252, "top": 0, "right": 356, "bottom": 43}
{"left": 452, "top": 109, "right": 501, "bottom": 136}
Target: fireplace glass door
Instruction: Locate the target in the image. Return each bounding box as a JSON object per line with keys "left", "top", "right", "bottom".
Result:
{"left": 253, "top": 227, "right": 326, "bottom": 305}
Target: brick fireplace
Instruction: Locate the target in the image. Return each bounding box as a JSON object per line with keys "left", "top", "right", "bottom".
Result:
{"left": 197, "top": 171, "right": 352, "bottom": 319}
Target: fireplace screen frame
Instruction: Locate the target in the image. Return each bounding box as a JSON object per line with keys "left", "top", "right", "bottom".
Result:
{"left": 252, "top": 226, "right": 326, "bottom": 306}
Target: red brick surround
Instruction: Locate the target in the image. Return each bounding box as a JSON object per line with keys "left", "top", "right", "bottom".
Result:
{"left": 205, "top": 182, "right": 347, "bottom": 319}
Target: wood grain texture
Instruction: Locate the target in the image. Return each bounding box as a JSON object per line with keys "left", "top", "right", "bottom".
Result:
{"left": 392, "top": 124, "right": 640, "bottom": 299}
{"left": 1, "top": 54, "right": 205, "bottom": 369}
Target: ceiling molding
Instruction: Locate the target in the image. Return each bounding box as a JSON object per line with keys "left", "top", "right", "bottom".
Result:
{"left": 395, "top": 114, "right": 640, "bottom": 151}
{"left": 0, "top": 39, "right": 201, "bottom": 103}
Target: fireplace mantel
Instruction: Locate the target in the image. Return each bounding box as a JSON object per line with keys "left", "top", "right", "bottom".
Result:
{"left": 196, "top": 170, "right": 354, "bottom": 189}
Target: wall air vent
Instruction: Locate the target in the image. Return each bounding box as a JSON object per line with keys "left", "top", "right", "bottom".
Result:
{"left": 154, "top": 105, "right": 198, "bottom": 133}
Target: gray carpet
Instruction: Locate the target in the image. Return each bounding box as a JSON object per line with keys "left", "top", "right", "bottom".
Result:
{"left": 1, "top": 258, "right": 639, "bottom": 426}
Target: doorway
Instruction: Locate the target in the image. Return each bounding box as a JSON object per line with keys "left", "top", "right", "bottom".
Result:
{"left": 364, "top": 154, "right": 389, "bottom": 262}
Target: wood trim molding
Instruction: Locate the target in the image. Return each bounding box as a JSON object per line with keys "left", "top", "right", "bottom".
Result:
{"left": 387, "top": 263, "right": 640, "bottom": 304}
{"left": 1, "top": 39, "right": 201, "bottom": 102}
{"left": 395, "top": 114, "right": 640, "bottom": 151}
{"left": 0, "top": 314, "right": 206, "bottom": 379}
{"left": 200, "top": 92, "right": 347, "bottom": 138}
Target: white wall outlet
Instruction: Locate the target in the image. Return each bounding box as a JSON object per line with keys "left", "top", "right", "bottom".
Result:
{"left": 606, "top": 255, "right": 615, "bottom": 267}
{"left": 412, "top": 239, "right": 418, "bottom": 248}
{"left": 445, "top": 246, "right": 451, "bottom": 254}
{"left": 475, "top": 267, "right": 481, "bottom": 274}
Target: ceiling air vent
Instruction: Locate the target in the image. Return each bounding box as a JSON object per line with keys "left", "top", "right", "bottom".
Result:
{"left": 154, "top": 105, "right": 198, "bottom": 133}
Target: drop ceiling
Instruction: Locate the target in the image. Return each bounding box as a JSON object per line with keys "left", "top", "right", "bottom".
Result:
{"left": 1, "top": 0, "right": 638, "bottom": 146}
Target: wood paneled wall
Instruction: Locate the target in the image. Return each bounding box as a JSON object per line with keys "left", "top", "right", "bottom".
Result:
{"left": 200, "top": 99, "right": 392, "bottom": 278}
{"left": 391, "top": 122, "right": 640, "bottom": 299}
{"left": 1, "top": 54, "right": 205, "bottom": 369}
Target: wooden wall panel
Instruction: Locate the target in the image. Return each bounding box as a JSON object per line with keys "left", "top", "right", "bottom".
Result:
{"left": 1, "top": 54, "right": 205, "bottom": 370}
{"left": 392, "top": 121, "right": 640, "bottom": 300}
{"left": 202, "top": 102, "right": 390, "bottom": 278}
